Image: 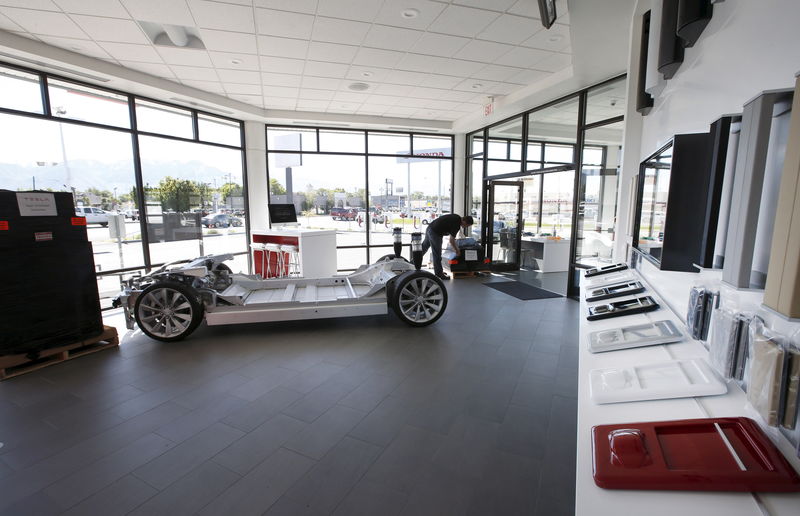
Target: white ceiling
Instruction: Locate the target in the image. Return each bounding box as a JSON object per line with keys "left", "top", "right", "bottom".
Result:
{"left": 0, "top": 0, "right": 575, "bottom": 123}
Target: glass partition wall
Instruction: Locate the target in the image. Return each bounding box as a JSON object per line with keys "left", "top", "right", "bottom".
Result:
{"left": 467, "top": 75, "right": 626, "bottom": 296}
{"left": 0, "top": 61, "right": 247, "bottom": 307}
{"left": 267, "top": 127, "right": 453, "bottom": 271}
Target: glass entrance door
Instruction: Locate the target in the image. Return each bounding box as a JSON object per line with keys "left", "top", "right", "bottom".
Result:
{"left": 484, "top": 180, "right": 523, "bottom": 270}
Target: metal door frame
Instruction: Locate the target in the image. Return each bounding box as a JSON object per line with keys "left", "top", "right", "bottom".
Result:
{"left": 484, "top": 180, "right": 524, "bottom": 271}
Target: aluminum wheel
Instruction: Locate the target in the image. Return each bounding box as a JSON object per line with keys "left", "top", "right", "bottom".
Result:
{"left": 134, "top": 281, "right": 202, "bottom": 341}
{"left": 392, "top": 271, "right": 448, "bottom": 326}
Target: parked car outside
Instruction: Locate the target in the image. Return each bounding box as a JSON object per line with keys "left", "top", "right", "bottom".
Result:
{"left": 123, "top": 208, "right": 139, "bottom": 220}
{"left": 75, "top": 206, "right": 109, "bottom": 226}
{"left": 331, "top": 207, "right": 358, "bottom": 221}
{"left": 201, "top": 213, "right": 233, "bottom": 228}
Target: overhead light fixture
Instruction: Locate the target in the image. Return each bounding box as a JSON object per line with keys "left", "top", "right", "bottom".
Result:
{"left": 0, "top": 51, "right": 110, "bottom": 82}
{"left": 401, "top": 8, "right": 420, "bottom": 19}
{"left": 547, "top": 35, "right": 564, "bottom": 43}
{"left": 230, "top": 58, "right": 243, "bottom": 65}
{"left": 361, "top": 71, "right": 373, "bottom": 78}
{"left": 348, "top": 82, "right": 370, "bottom": 91}
{"left": 139, "top": 21, "right": 206, "bottom": 49}
{"left": 471, "top": 83, "right": 483, "bottom": 89}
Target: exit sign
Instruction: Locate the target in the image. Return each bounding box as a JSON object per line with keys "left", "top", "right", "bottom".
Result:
{"left": 483, "top": 100, "right": 493, "bottom": 117}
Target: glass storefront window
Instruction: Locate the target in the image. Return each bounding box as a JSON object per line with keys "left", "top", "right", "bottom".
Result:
{"left": 0, "top": 65, "right": 43, "bottom": 113}
{"left": 413, "top": 135, "right": 452, "bottom": 157}
{"left": 468, "top": 131, "right": 484, "bottom": 156}
{"left": 267, "top": 127, "right": 317, "bottom": 152}
{"left": 198, "top": 114, "right": 241, "bottom": 147}
{"left": 368, "top": 132, "right": 410, "bottom": 155}
{"left": 540, "top": 170, "right": 575, "bottom": 238}
{"left": 135, "top": 99, "right": 193, "bottom": 139}
{"left": 49, "top": 79, "right": 130, "bottom": 128}
{"left": 319, "top": 129, "right": 365, "bottom": 153}
{"left": 585, "top": 77, "right": 626, "bottom": 125}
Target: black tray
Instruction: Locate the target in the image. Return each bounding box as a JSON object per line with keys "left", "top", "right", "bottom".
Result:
{"left": 586, "top": 281, "right": 645, "bottom": 302}
{"left": 584, "top": 263, "right": 628, "bottom": 278}
{"left": 587, "top": 296, "right": 660, "bottom": 321}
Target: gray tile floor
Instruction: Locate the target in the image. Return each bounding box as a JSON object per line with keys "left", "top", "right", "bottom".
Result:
{"left": 0, "top": 274, "right": 578, "bottom": 516}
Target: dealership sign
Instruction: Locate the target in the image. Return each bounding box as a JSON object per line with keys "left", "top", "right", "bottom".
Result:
{"left": 396, "top": 148, "right": 451, "bottom": 163}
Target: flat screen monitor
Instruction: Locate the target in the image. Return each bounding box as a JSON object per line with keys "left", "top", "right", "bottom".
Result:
{"left": 268, "top": 203, "right": 297, "bottom": 224}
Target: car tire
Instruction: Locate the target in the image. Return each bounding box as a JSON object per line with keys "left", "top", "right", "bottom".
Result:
{"left": 134, "top": 281, "right": 203, "bottom": 342}
{"left": 390, "top": 270, "right": 447, "bottom": 327}
{"left": 376, "top": 254, "right": 410, "bottom": 264}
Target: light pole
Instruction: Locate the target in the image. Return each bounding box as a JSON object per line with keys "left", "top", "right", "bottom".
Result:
{"left": 54, "top": 107, "right": 72, "bottom": 193}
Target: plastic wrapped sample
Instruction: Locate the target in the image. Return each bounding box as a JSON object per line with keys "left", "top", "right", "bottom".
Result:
{"left": 708, "top": 309, "right": 738, "bottom": 378}
{"left": 687, "top": 287, "right": 707, "bottom": 339}
{"left": 746, "top": 331, "right": 786, "bottom": 426}
{"left": 782, "top": 347, "right": 800, "bottom": 430}
{"left": 732, "top": 314, "right": 752, "bottom": 381}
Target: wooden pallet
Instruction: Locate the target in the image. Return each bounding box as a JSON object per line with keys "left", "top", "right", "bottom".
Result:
{"left": 0, "top": 326, "right": 119, "bottom": 381}
{"left": 449, "top": 270, "right": 484, "bottom": 279}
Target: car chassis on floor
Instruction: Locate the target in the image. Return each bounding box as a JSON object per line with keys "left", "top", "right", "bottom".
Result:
{"left": 114, "top": 252, "right": 448, "bottom": 342}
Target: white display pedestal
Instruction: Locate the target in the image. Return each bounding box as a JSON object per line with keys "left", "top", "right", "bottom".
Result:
{"left": 252, "top": 229, "right": 336, "bottom": 278}
{"left": 521, "top": 237, "right": 571, "bottom": 272}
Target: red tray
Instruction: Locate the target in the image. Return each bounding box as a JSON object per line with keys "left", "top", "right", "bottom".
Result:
{"left": 592, "top": 417, "right": 800, "bottom": 491}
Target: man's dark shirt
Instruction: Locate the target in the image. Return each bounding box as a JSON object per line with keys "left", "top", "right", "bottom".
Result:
{"left": 428, "top": 214, "right": 461, "bottom": 237}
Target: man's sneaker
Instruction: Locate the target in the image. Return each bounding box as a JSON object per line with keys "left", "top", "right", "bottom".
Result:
{"left": 436, "top": 273, "right": 450, "bottom": 280}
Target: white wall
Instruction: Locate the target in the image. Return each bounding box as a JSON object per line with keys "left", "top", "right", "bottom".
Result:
{"left": 636, "top": 0, "right": 800, "bottom": 158}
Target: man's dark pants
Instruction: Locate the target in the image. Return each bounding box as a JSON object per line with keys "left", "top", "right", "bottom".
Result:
{"left": 421, "top": 226, "right": 444, "bottom": 276}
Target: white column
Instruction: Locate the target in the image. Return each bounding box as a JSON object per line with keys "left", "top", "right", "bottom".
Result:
{"left": 452, "top": 132, "right": 466, "bottom": 215}
{"left": 245, "top": 121, "right": 268, "bottom": 231}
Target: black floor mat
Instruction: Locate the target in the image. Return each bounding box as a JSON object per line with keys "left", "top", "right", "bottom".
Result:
{"left": 484, "top": 281, "right": 562, "bottom": 300}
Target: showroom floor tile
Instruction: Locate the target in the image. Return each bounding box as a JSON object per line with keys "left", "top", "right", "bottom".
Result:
{"left": 0, "top": 273, "right": 579, "bottom": 515}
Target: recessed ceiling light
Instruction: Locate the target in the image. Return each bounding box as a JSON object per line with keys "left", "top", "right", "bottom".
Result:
{"left": 230, "top": 58, "right": 243, "bottom": 65}
{"left": 361, "top": 71, "right": 373, "bottom": 78}
{"left": 348, "top": 82, "right": 370, "bottom": 91}
{"left": 401, "top": 8, "right": 419, "bottom": 19}
{"left": 471, "top": 83, "right": 483, "bottom": 89}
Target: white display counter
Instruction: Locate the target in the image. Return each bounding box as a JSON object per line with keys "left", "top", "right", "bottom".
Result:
{"left": 251, "top": 229, "right": 336, "bottom": 278}
{"left": 521, "top": 236, "right": 571, "bottom": 272}
{"left": 576, "top": 270, "right": 800, "bottom": 515}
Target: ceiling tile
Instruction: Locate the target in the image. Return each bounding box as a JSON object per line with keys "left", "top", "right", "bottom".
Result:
{"left": 217, "top": 68, "right": 261, "bottom": 84}
{"left": 311, "top": 16, "right": 369, "bottom": 46}
{"left": 179, "top": 79, "right": 225, "bottom": 93}
{"left": 495, "top": 46, "right": 549, "bottom": 68}
{"left": 374, "top": 0, "right": 446, "bottom": 30}
{"left": 508, "top": 0, "right": 541, "bottom": 19}
{"left": 332, "top": 91, "right": 369, "bottom": 103}
{"left": 71, "top": 15, "right": 149, "bottom": 44}
{"left": 383, "top": 70, "right": 430, "bottom": 86}
{"left": 363, "top": 25, "right": 421, "bottom": 52}
{"left": 298, "top": 89, "right": 335, "bottom": 100}
{"left": 357, "top": 106, "right": 387, "bottom": 115}
{"left": 505, "top": 68, "right": 549, "bottom": 85}
{"left": 257, "top": 35, "right": 308, "bottom": 59}
{"left": 0, "top": 12, "right": 22, "bottom": 31}
{"left": 306, "top": 42, "right": 358, "bottom": 64}
{"left": 265, "top": 97, "right": 298, "bottom": 109}
{"left": 521, "top": 23, "right": 570, "bottom": 52}
{"left": 301, "top": 76, "right": 341, "bottom": 90}
{"left": 262, "top": 85, "right": 299, "bottom": 98}
{"left": 37, "top": 35, "right": 111, "bottom": 59}
{"left": 55, "top": 0, "right": 128, "bottom": 17}
{"left": 303, "top": 60, "right": 348, "bottom": 78}
{"left": 471, "top": 64, "right": 523, "bottom": 82}
{"left": 317, "top": 0, "right": 381, "bottom": 22}
{"left": 364, "top": 94, "right": 399, "bottom": 106}
{"left": 420, "top": 74, "right": 463, "bottom": 89}
{"left": 0, "top": 0, "right": 59, "bottom": 10}
{"left": 452, "top": 78, "right": 499, "bottom": 93}
{"left": 259, "top": 55, "right": 305, "bottom": 74}
{"left": 261, "top": 72, "right": 302, "bottom": 87}
{"left": 453, "top": 40, "right": 514, "bottom": 62}
{"left": 170, "top": 65, "right": 219, "bottom": 81}
{"left": 453, "top": 0, "right": 517, "bottom": 11}
{"left": 99, "top": 42, "right": 162, "bottom": 62}
{"left": 157, "top": 47, "right": 213, "bottom": 67}
{"left": 426, "top": 99, "right": 462, "bottom": 110}
{"left": 408, "top": 87, "right": 447, "bottom": 100}
{"left": 353, "top": 48, "right": 404, "bottom": 68}
{"left": 189, "top": 0, "right": 255, "bottom": 33}
{"left": 345, "top": 66, "right": 391, "bottom": 83}
{"left": 255, "top": 0, "right": 317, "bottom": 15}
{"left": 200, "top": 30, "right": 258, "bottom": 54}
{"left": 485, "top": 83, "right": 520, "bottom": 95}
{"left": 428, "top": 5, "right": 498, "bottom": 38}
{"left": 1, "top": 8, "right": 86, "bottom": 39}
{"left": 478, "top": 14, "right": 538, "bottom": 45}
{"left": 434, "top": 90, "right": 479, "bottom": 102}
{"left": 383, "top": 106, "right": 418, "bottom": 116}
{"left": 121, "top": 0, "right": 195, "bottom": 25}
{"left": 209, "top": 51, "right": 260, "bottom": 71}
{"left": 256, "top": 8, "right": 314, "bottom": 39}
{"left": 229, "top": 94, "right": 264, "bottom": 107}
{"left": 409, "top": 33, "right": 469, "bottom": 58}
{"left": 296, "top": 99, "right": 329, "bottom": 110}
{"left": 373, "top": 83, "right": 415, "bottom": 96}
{"left": 532, "top": 52, "right": 571, "bottom": 72}
{"left": 224, "top": 82, "right": 261, "bottom": 95}
{"left": 393, "top": 97, "right": 423, "bottom": 108}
